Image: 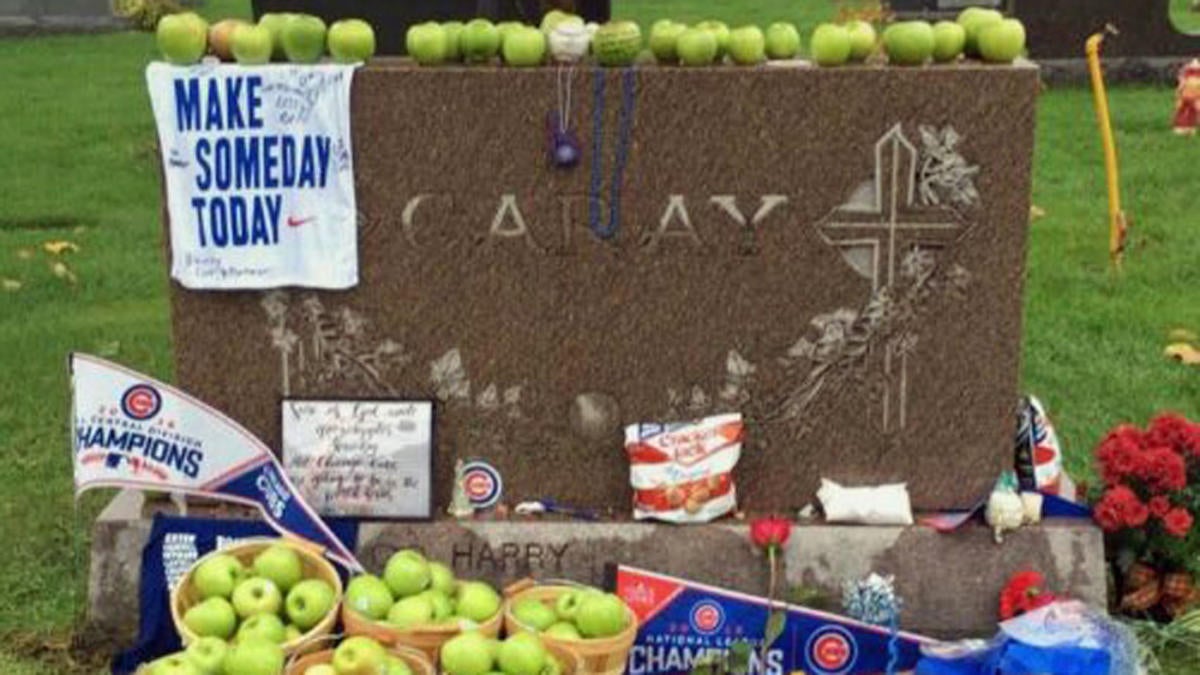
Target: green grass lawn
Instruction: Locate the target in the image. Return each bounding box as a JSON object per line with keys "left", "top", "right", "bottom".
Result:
{"left": 1, "top": 0, "right": 1200, "bottom": 672}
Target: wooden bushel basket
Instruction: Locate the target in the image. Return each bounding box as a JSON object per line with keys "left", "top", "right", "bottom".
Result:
{"left": 287, "top": 641, "right": 437, "bottom": 675}
{"left": 341, "top": 602, "right": 504, "bottom": 663}
{"left": 170, "top": 537, "right": 344, "bottom": 655}
{"left": 502, "top": 580, "right": 637, "bottom": 675}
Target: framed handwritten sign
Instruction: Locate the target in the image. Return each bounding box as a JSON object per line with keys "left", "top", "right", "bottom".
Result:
{"left": 280, "top": 399, "right": 434, "bottom": 519}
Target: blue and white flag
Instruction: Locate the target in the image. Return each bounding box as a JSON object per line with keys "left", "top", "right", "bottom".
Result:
{"left": 146, "top": 62, "right": 359, "bottom": 290}
{"left": 71, "top": 353, "right": 362, "bottom": 571}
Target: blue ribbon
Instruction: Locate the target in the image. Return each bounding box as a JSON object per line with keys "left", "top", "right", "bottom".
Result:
{"left": 588, "top": 67, "right": 637, "bottom": 240}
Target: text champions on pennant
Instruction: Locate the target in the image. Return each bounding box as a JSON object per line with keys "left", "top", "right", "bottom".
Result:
{"left": 146, "top": 63, "right": 359, "bottom": 290}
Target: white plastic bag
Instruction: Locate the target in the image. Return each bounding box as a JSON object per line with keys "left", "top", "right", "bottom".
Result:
{"left": 817, "top": 478, "right": 914, "bottom": 525}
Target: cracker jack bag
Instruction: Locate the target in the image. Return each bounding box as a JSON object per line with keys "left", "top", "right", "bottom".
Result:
{"left": 625, "top": 413, "right": 744, "bottom": 523}
{"left": 614, "top": 565, "right": 936, "bottom": 675}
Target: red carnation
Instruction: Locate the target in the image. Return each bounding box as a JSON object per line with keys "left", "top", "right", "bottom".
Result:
{"left": 999, "top": 570, "right": 1057, "bottom": 620}
{"left": 1163, "top": 508, "right": 1194, "bottom": 538}
{"left": 1136, "top": 446, "right": 1188, "bottom": 492}
{"left": 1149, "top": 495, "right": 1171, "bottom": 518}
{"left": 1096, "top": 425, "right": 1144, "bottom": 486}
{"left": 1093, "top": 485, "right": 1149, "bottom": 532}
{"left": 1147, "top": 412, "right": 1200, "bottom": 458}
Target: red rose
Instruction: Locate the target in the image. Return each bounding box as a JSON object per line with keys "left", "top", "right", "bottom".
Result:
{"left": 1093, "top": 485, "right": 1149, "bottom": 531}
{"left": 1149, "top": 495, "right": 1171, "bottom": 518}
{"left": 1096, "top": 425, "right": 1144, "bottom": 486}
{"left": 749, "top": 515, "right": 791, "bottom": 551}
{"left": 1163, "top": 508, "right": 1194, "bottom": 538}
{"left": 1135, "top": 446, "right": 1188, "bottom": 492}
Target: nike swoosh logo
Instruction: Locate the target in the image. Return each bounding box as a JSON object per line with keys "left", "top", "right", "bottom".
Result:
{"left": 287, "top": 216, "right": 314, "bottom": 228}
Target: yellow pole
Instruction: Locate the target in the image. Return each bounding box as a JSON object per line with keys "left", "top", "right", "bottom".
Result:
{"left": 1085, "top": 25, "right": 1127, "bottom": 269}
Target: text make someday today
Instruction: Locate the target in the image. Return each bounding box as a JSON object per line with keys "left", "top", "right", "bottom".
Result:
{"left": 171, "top": 75, "right": 338, "bottom": 249}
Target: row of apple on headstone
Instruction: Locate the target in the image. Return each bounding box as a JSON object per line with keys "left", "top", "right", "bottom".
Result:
{"left": 806, "top": 8, "right": 1027, "bottom": 68}
{"left": 156, "top": 12, "right": 376, "bottom": 67}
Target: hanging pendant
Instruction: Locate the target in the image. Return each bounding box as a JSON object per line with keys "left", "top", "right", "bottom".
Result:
{"left": 547, "top": 111, "right": 582, "bottom": 168}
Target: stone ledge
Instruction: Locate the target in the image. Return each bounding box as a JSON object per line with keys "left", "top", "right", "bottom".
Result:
{"left": 87, "top": 490, "right": 1106, "bottom": 646}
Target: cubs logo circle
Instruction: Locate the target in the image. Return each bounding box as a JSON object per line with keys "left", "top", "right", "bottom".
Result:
{"left": 804, "top": 626, "right": 857, "bottom": 675}
{"left": 689, "top": 600, "right": 725, "bottom": 635}
{"left": 121, "top": 384, "right": 162, "bottom": 421}
{"left": 461, "top": 461, "right": 503, "bottom": 508}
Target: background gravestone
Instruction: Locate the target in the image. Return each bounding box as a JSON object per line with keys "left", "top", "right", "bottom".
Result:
{"left": 167, "top": 62, "right": 1039, "bottom": 513}
{"left": 0, "top": 0, "right": 128, "bottom": 34}
{"left": 1014, "top": 0, "right": 1200, "bottom": 60}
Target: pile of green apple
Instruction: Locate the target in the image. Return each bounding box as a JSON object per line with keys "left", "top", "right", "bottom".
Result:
{"left": 182, "top": 544, "right": 337, "bottom": 646}
{"left": 302, "top": 635, "right": 415, "bottom": 675}
{"left": 810, "top": 9, "right": 1025, "bottom": 68}
{"left": 648, "top": 19, "right": 802, "bottom": 66}
{"left": 406, "top": 10, "right": 601, "bottom": 68}
{"left": 441, "top": 631, "right": 565, "bottom": 675}
{"left": 510, "top": 587, "right": 630, "bottom": 641}
{"left": 344, "top": 549, "right": 503, "bottom": 629}
{"left": 142, "top": 635, "right": 283, "bottom": 675}
{"left": 156, "top": 12, "right": 376, "bottom": 66}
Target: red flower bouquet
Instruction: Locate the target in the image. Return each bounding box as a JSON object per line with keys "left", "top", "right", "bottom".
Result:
{"left": 1093, "top": 413, "right": 1200, "bottom": 616}
{"left": 998, "top": 570, "right": 1058, "bottom": 620}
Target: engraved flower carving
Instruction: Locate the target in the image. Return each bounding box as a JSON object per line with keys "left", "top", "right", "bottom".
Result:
{"left": 431, "top": 348, "right": 470, "bottom": 402}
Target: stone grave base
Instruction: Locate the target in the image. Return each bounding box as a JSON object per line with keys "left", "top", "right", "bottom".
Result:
{"left": 0, "top": 0, "right": 129, "bottom": 35}
{"left": 88, "top": 490, "right": 1107, "bottom": 647}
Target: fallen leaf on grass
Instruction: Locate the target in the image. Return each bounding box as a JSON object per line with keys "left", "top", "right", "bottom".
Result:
{"left": 1030, "top": 205, "right": 1046, "bottom": 220}
{"left": 16, "top": 247, "right": 34, "bottom": 260}
{"left": 1168, "top": 328, "right": 1198, "bottom": 343}
{"left": 95, "top": 340, "right": 121, "bottom": 357}
{"left": 1164, "top": 343, "right": 1200, "bottom": 365}
{"left": 1, "top": 278, "right": 21, "bottom": 292}
{"left": 43, "top": 240, "right": 79, "bottom": 255}
{"left": 50, "top": 261, "right": 77, "bottom": 284}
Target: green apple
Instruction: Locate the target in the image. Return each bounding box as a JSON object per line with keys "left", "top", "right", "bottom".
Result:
{"left": 237, "top": 613, "right": 286, "bottom": 644}
{"left": 192, "top": 554, "right": 245, "bottom": 600}
{"left": 257, "top": 12, "right": 294, "bottom": 60}
{"left": 676, "top": 27, "right": 718, "bottom": 66}
{"left": 554, "top": 591, "right": 582, "bottom": 621}
{"left": 303, "top": 666, "right": 337, "bottom": 675}
{"left": 542, "top": 656, "right": 563, "bottom": 675}
{"left": 345, "top": 574, "right": 394, "bottom": 620}
{"left": 810, "top": 23, "right": 851, "bottom": 67}
{"left": 977, "top": 18, "right": 1026, "bottom": 63}
{"left": 575, "top": 593, "right": 629, "bottom": 638}
{"left": 512, "top": 599, "right": 557, "bottom": 632}
{"left": 502, "top": 26, "right": 547, "bottom": 67}
{"left": 208, "top": 19, "right": 246, "bottom": 61}
{"left": 883, "top": 20, "right": 935, "bottom": 66}
{"left": 150, "top": 653, "right": 201, "bottom": 675}
{"left": 406, "top": 21, "right": 447, "bottom": 65}
{"left": 183, "top": 597, "right": 237, "bottom": 640}
{"left": 543, "top": 622, "right": 582, "bottom": 641}
{"left": 285, "top": 578, "right": 335, "bottom": 630}
{"left": 727, "top": 25, "right": 766, "bottom": 66}
{"left": 252, "top": 544, "right": 302, "bottom": 594}
{"left": 222, "top": 638, "right": 284, "bottom": 675}
{"left": 428, "top": 562, "right": 456, "bottom": 596}
{"left": 461, "top": 19, "right": 501, "bottom": 62}
{"left": 156, "top": 12, "right": 208, "bottom": 66}
{"left": 231, "top": 577, "right": 283, "bottom": 618}
{"left": 384, "top": 549, "right": 431, "bottom": 597}
{"left": 648, "top": 21, "right": 686, "bottom": 63}
{"left": 764, "top": 22, "right": 801, "bottom": 60}
{"left": 932, "top": 20, "right": 966, "bottom": 62}
{"left": 846, "top": 20, "right": 877, "bottom": 61}
{"left": 957, "top": 7, "right": 1003, "bottom": 58}
{"left": 284, "top": 624, "right": 303, "bottom": 643}
{"left": 328, "top": 18, "right": 376, "bottom": 63}
{"left": 282, "top": 14, "right": 327, "bottom": 64}
{"left": 497, "top": 632, "right": 546, "bottom": 675}
{"left": 442, "top": 21, "right": 464, "bottom": 61}
{"left": 695, "top": 20, "right": 730, "bottom": 59}
{"left": 455, "top": 581, "right": 501, "bottom": 623}
{"left": 332, "top": 636, "right": 388, "bottom": 675}
{"left": 184, "top": 636, "right": 227, "bottom": 675}
{"left": 497, "top": 21, "right": 524, "bottom": 45}
{"left": 441, "top": 631, "right": 495, "bottom": 675}
{"left": 387, "top": 594, "right": 435, "bottom": 629}
{"left": 592, "top": 20, "right": 642, "bottom": 67}
{"left": 232, "top": 24, "right": 273, "bottom": 65}
{"left": 421, "top": 589, "right": 454, "bottom": 620}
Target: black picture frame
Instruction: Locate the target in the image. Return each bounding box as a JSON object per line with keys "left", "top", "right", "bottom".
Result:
{"left": 279, "top": 396, "right": 436, "bottom": 521}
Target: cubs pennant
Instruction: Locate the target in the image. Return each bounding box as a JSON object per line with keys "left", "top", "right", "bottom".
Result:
{"left": 70, "top": 353, "right": 362, "bottom": 571}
